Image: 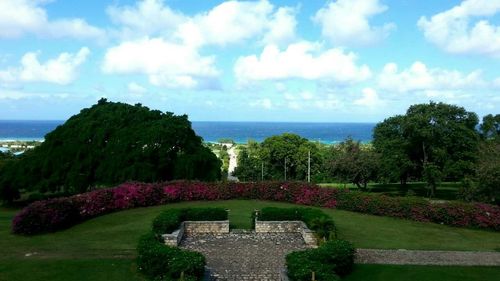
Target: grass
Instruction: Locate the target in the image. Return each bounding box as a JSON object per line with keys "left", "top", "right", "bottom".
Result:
{"left": 0, "top": 259, "right": 143, "bottom": 281}
{"left": 344, "top": 264, "right": 500, "bottom": 281}
{"left": 319, "top": 182, "right": 462, "bottom": 200}
{"left": 1, "top": 200, "right": 499, "bottom": 280}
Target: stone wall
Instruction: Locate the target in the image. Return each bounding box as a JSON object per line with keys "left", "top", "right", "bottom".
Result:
{"left": 255, "top": 220, "right": 303, "bottom": 233}
{"left": 184, "top": 221, "right": 230, "bottom": 234}
{"left": 162, "top": 226, "right": 184, "bottom": 246}
{"left": 162, "top": 221, "right": 229, "bottom": 246}
{"left": 255, "top": 219, "right": 318, "bottom": 247}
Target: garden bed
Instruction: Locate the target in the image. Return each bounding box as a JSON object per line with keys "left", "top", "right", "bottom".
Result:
{"left": 11, "top": 181, "right": 500, "bottom": 235}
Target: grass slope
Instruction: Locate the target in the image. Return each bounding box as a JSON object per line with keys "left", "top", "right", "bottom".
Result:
{"left": 319, "top": 182, "right": 461, "bottom": 200}
{"left": 345, "top": 265, "right": 500, "bottom": 281}
{"left": 1, "top": 200, "right": 499, "bottom": 280}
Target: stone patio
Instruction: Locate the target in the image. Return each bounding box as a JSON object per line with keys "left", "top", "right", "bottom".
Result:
{"left": 180, "top": 230, "right": 310, "bottom": 281}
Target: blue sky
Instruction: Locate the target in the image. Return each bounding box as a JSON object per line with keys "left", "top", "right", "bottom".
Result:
{"left": 0, "top": 0, "right": 499, "bottom": 122}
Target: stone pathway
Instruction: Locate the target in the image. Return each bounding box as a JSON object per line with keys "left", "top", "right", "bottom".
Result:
{"left": 180, "top": 231, "right": 500, "bottom": 280}
{"left": 356, "top": 249, "right": 500, "bottom": 266}
{"left": 227, "top": 145, "right": 238, "bottom": 182}
{"left": 180, "top": 231, "right": 309, "bottom": 281}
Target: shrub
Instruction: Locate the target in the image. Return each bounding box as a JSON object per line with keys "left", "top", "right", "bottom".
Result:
{"left": 12, "top": 198, "right": 80, "bottom": 235}
{"left": 258, "top": 207, "right": 302, "bottom": 221}
{"left": 12, "top": 181, "right": 500, "bottom": 235}
{"left": 152, "top": 209, "right": 183, "bottom": 235}
{"left": 286, "top": 239, "right": 355, "bottom": 280}
{"left": 286, "top": 250, "right": 339, "bottom": 281}
{"left": 152, "top": 208, "right": 228, "bottom": 235}
{"left": 137, "top": 232, "right": 205, "bottom": 280}
{"left": 314, "top": 240, "right": 355, "bottom": 276}
{"left": 258, "top": 207, "right": 337, "bottom": 239}
{"left": 183, "top": 208, "right": 227, "bottom": 221}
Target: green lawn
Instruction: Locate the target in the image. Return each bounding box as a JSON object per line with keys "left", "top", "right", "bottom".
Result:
{"left": 1, "top": 200, "right": 499, "bottom": 280}
{"left": 320, "top": 182, "right": 462, "bottom": 200}
{"left": 345, "top": 265, "right": 500, "bottom": 281}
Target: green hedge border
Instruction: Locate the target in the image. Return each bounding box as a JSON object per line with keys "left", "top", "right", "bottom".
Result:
{"left": 138, "top": 208, "right": 227, "bottom": 281}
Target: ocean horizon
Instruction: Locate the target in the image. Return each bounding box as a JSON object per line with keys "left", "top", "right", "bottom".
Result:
{"left": 0, "top": 120, "right": 376, "bottom": 144}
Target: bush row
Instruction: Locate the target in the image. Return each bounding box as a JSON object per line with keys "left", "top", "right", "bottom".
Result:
{"left": 12, "top": 181, "right": 500, "bottom": 235}
{"left": 286, "top": 239, "right": 355, "bottom": 281}
{"left": 137, "top": 208, "right": 224, "bottom": 280}
{"left": 152, "top": 208, "right": 227, "bottom": 235}
{"left": 258, "top": 207, "right": 337, "bottom": 239}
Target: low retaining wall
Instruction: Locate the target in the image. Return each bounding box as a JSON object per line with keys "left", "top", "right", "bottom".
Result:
{"left": 162, "top": 220, "right": 229, "bottom": 246}
{"left": 255, "top": 219, "right": 318, "bottom": 247}
{"left": 184, "top": 221, "right": 230, "bottom": 234}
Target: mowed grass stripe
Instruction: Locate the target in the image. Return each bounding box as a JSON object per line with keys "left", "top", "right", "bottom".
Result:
{"left": 1, "top": 200, "right": 499, "bottom": 260}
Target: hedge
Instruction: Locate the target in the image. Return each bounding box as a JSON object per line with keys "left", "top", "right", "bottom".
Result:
{"left": 137, "top": 232, "right": 205, "bottom": 281}
{"left": 12, "top": 181, "right": 500, "bottom": 235}
{"left": 152, "top": 208, "right": 227, "bottom": 235}
{"left": 137, "top": 208, "right": 225, "bottom": 280}
{"left": 286, "top": 239, "right": 355, "bottom": 281}
{"left": 258, "top": 207, "right": 337, "bottom": 239}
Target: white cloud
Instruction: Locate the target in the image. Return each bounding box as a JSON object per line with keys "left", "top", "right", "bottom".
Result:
{"left": 128, "top": 82, "right": 147, "bottom": 95}
{"left": 108, "top": 0, "right": 297, "bottom": 47}
{"left": 313, "top": 0, "right": 395, "bottom": 46}
{"left": 287, "top": 101, "right": 301, "bottom": 110}
{"left": 234, "top": 41, "right": 371, "bottom": 84}
{"left": 107, "top": 0, "right": 186, "bottom": 39}
{"left": 102, "top": 38, "right": 219, "bottom": 89}
{"left": 175, "top": 0, "right": 274, "bottom": 47}
{"left": 0, "top": 0, "right": 104, "bottom": 40}
{"left": 0, "top": 47, "right": 90, "bottom": 85}
{"left": 262, "top": 6, "right": 298, "bottom": 46}
{"left": 250, "top": 98, "right": 273, "bottom": 109}
{"left": 315, "top": 94, "right": 342, "bottom": 109}
{"left": 104, "top": 1, "right": 300, "bottom": 89}
{"left": 354, "top": 87, "right": 384, "bottom": 108}
{"left": 378, "top": 61, "right": 485, "bottom": 93}
{"left": 418, "top": 0, "right": 500, "bottom": 57}
{"left": 494, "top": 77, "right": 500, "bottom": 88}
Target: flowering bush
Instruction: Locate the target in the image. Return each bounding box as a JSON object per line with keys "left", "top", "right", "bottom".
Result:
{"left": 12, "top": 181, "right": 500, "bottom": 235}
{"left": 12, "top": 198, "right": 80, "bottom": 235}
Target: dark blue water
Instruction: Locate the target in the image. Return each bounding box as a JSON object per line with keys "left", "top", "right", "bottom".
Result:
{"left": 0, "top": 120, "right": 375, "bottom": 144}
{"left": 192, "top": 122, "right": 375, "bottom": 144}
{"left": 0, "top": 120, "right": 62, "bottom": 141}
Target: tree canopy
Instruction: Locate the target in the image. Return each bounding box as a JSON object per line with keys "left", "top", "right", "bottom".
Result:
{"left": 0, "top": 99, "right": 221, "bottom": 201}
{"left": 326, "top": 138, "right": 379, "bottom": 189}
{"left": 234, "top": 134, "right": 322, "bottom": 181}
{"left": 373, "top": 102, "right": 479, "bottom": 196}
{"left": 480, "top": 114, "right": 500, "bottom": 141}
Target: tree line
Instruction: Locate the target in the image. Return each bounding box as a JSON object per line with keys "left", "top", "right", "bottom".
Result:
{"left": 234, "top": 102, "right": 499, "bottom": 203}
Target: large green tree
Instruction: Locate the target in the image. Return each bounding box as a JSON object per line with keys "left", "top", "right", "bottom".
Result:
{"left": 326, "top": 138, "right": 379, "bottom": 189}
{"left": 0, "top": 99, "right": 221, "bottom": 202}
{"left": 480, "top": 114, "right": 500, "bottom": 141}
{"left": 260, "top": 133, "right": 322, "bottom": 181}
{"left": 373, "top": 102, "right": 480, "bottom": 197}
{"left": 372, "top": 116, "right": 414, "bottom": 185}
{"left": 234, "top": 140, "right": 262, "bottom": 181}
{"left": 475, "top": 141, "right": 500, "bottom": 203}
{"left": 234, "top": 134, "right": 322, "bottom": 181}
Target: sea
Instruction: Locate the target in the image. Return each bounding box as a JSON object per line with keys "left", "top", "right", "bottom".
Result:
{"left": 0, "top": 120, "right": 375, "bottom": 144}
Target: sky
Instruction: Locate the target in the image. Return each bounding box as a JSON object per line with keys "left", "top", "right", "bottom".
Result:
{"left": 0, "top": 0, "right": 499, "bottom": 122}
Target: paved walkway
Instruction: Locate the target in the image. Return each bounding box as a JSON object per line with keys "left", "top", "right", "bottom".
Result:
{"left": 180, "top": 231, "right": 500, "bottom": 280}
{"left": 227, "top": 145, "right": 238, "bottom": 181}
{"left": 356, "top": 249, "right": 500, "bottom": 266}
{"left": 180, "top": 231, "right": 309, "bottom": 281}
